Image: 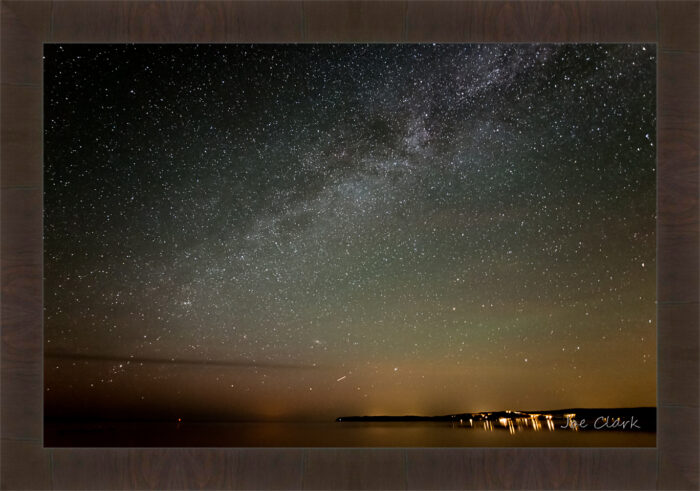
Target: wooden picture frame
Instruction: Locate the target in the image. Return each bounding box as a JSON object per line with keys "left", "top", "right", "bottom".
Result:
{"left": 1, "top": 1, "right": 697, "bottom": 489}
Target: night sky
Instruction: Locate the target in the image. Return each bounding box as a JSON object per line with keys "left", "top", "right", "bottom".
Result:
{"left": 44, "top": 44, "right": 656, "bottom": 422}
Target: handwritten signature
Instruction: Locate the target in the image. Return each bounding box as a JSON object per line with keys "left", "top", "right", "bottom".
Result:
{"left": 560, "top": 415, "right": 641, "bottom": 430}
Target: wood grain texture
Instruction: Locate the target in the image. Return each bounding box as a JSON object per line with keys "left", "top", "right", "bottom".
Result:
{"left": 0, "top": 1, "right": 50, "bottom": 86}
{"left": 231, "top": 449, "right": 304, "bottom": 490}
{"left": 114, "top": 1, "right": 233, "bottom": 43}
{"left": 405, "top": 448, "right": 657, "bottom": 490}
{"left": 52, "top": 1, "right": 303, "bottom": 43}
{"left": 1, "top": 188, "right": 43, "bottom": 441}
{"left": 50, "top": 1, "right": 130, "bottom": 42}
{"left": 659, "top": 0, "right": 700, "bottom": 52}
{"left": 302, "top": 449, "right": 406, "bottom": 490}
{"left": 52, "top": 448, "right": 233, "bottom": 490}
{"left": 658, "top": 303, "right": 700, "bottom": 407}
{"left": 0, "top": 439, "right": 52, "bottom": 490}
{"left": 658, "top": 405, "right": 700, "bottom": 490}
{"left": 657, "top": 50, "right": 700, "bottom": 303}
{"left": 225, "top": 1, "right": 303, "bottom": 43}
{"left": 302, "top": 1, "right": 406, "bottom": 42}
{"left": 404, "top": 1, "right": 474, "bottom": 42}
{"left": 405, "top": 1, "right": 657, "bottom": 42}
{"left": 51, "top": 448, "right": 303, "bottom": 490}
{"left": 0, "top": 85, "right": 42, "bottom": 188}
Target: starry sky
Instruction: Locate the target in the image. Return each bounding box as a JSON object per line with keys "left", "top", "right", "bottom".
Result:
{"left": 44, "top": 44, "right": 656, "bottom": 422}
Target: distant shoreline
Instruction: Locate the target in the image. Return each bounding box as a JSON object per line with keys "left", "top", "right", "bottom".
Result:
{"left": 336, "top": 407, "right": 656, "bottom": 431}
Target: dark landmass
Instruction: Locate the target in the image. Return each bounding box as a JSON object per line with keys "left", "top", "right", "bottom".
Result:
{"left": 336, "top": 407, "right": 656, "bottom": 431}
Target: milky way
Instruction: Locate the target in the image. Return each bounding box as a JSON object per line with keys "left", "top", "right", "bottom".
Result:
{"left": 45, "top": 44, "right": 656, "bottom": 421}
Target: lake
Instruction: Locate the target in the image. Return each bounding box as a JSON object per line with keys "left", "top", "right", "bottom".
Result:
{"left": 45, "top": 421, "right": 655, "bottom": 447}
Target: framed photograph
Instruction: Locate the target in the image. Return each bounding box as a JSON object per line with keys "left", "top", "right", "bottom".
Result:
{"left": 43, "top": 42, "right": 657, "bottom": 449}
{"left": 1, "top": 1, "right": 697, "bottom": 489}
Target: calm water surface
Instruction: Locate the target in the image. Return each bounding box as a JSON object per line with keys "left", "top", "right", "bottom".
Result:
{"left": 46, "top": 421, "right": 655, "bottom": 447}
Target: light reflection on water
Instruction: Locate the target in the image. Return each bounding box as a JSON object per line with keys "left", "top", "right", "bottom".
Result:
{"left": 46, "top": 420, "right": 655, "bottom": 447}
{"left": 465, "top": 413, "right": 563, "bottom": 433}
